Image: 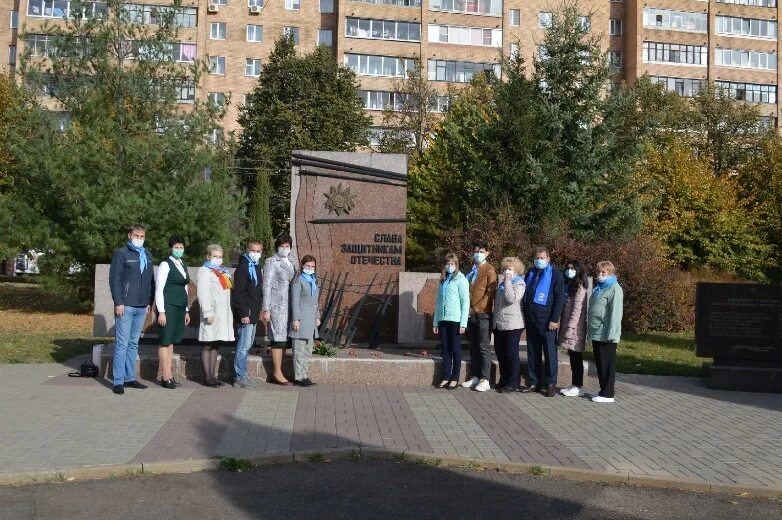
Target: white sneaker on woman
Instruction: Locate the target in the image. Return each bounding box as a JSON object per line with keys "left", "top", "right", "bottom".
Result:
{"left": 461, "top": 377, "right": 479, "bottom": 388}
{"left": 559, "top": 385, "right": 575, "bottom": 395}
{"left": 562, "top": 386, "right": 582, "bottom": 397}
{"left": 591, "top": 395, "right": 614, "bottom": 403}
{"left": 475, "top": 379, "right": 491, "bottom": 392}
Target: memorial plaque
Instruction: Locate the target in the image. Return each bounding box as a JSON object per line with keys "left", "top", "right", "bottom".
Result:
{"left": 290, "top": 151, "right": 407, "bottom": 343}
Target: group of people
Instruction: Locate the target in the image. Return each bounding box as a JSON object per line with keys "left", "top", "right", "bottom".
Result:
{"left": 433, "top": 245, "right": 623, "bottom": 403}
{"left": 108, "top": 224, "right": 321, "bottom": 395}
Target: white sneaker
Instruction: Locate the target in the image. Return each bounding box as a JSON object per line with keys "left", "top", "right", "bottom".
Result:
{"left": 461, "top": 377, "right": 479, "bottom": 388}
{"left": 591, "top": 395, "right": 614, "bottom": 403}
{"left": 559, "top": 385, "right": 575, "bottom": 395}
{"left": 475, "top": 379, "right": 491, "bottom": 392}
{"left": 562, "top": 386, "right": 582, "bottom": 397}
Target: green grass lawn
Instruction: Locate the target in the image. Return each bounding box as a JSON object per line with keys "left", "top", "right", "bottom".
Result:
{"left": 0, "top": 282, "right": 109, "bottom": 363}
{"left": 583, "top": 331, "right": 701, "bottom": 377}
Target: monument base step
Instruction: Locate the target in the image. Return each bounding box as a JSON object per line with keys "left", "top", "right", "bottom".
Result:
{"left": 703, "top": 363, "right": 782, "bottom": 394}
{"left": 96, "top": 344, "right": 587, "bottom": 387}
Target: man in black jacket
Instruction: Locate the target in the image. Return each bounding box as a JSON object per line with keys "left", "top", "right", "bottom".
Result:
{"left": 522, "top": 246, "right": 566, "bottom": 397}
{"left": 109, "top": 224, "right": 155, "bottom": 395}
{"left": 231, "top": 241, "right": 264, "bottom": 388}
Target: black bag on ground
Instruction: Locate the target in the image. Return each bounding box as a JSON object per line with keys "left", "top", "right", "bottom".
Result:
{"left": 69, "top": 360, "right": 99, "bottom": 378}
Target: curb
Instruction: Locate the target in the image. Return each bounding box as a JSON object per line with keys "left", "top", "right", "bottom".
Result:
{"left": 1, "top": 448, "right": 780, "bottom": 499}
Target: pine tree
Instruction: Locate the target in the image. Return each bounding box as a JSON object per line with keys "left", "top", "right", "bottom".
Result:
{"left": 247, "top": 168, "right": 274, "bottom": 255}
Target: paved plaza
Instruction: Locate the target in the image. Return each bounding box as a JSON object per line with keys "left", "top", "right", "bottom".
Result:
{"left": 1, "top": 360, "right": 781, "bottom": 493}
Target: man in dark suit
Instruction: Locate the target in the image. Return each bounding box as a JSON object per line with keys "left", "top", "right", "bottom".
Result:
{"left": 231, "top": 241, "right": 264, "bottom": 388}
{"left": 522, "top": 246, "right": 566, "bottom": 397}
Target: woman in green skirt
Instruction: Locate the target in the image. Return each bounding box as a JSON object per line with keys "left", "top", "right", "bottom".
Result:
{"left": 155, "top": 235, "right": 191, "bottom": 389}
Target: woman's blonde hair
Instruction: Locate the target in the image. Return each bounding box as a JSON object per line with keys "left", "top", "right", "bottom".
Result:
{"left": 501, "top": 256, "right": 524, "bottom": 276}
{"left": 441, "top": 252, "right": 459, "bottom": 282}
{"left": 596, "top": 261, "right": 616, "bottom": 274}
{"left": 206, "top": 244, "right": 224, "bottom": 257}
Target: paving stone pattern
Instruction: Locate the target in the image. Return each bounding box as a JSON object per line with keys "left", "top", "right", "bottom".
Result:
{"left": 1, "top": 363, "right": 781, "bottom": 492}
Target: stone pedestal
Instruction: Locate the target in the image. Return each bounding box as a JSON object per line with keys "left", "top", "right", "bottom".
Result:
{"left": 703, "top": 363, "right": 782, "bottom": 394}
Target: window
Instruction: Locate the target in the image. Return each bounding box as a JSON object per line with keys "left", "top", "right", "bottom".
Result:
{"left": 173, "top": 42, "right": 197, "bottom": 62}
{"left": 607, "top": 51, "right": 623, "bottom": 68}
{"left": 208, "top": 56, "right": 226, "bottom": 74}
{"left": 643, "top": 42, "right": 708, "bottom": 66}
{"left": 716, "top": 16, "right": 777, "bottom": 39}
{"left": 28, "top": 0, "right": 69, "bottom": 18}
{"left": 243, "top": 94, "right": 253, "bottom": 108}
{"left": 350, "top": 0, "right": 421, "bottom": 5}
{"left": 285, "top": 0, "right": 300, "bottom": 10}
{"left": 8, "top": 46, "right": 16, "bottom": 66}
{"left": 427, "top": 24, "right": 502, "bottom": 47}
{"left": 649, "top": 76, "right": 705, "bottom": 97}
{"left": 346, "top": 18, "right": 422, "bottom": 42}
{"left": 427, "top": 59, "right": 500, "bottom": 82}
{"left": 716, "top": 0, "right": 775, "bottom": 6}
{"left": 210, "top": 22, "right": 226, "bottom": 40}
{"left": 345, "top": 53, "right": 417, "bottom": 77}
{"left": 213, "top": 0, "right": 228, "bottom": 4}
{"left": 429, "top": 0, "right": 502, "bottom": 16}
{"left": 208, "top": 128, "right": 224, "bottom": 145}
{"left": 245, "top": 58, "right": 262, "bottom": 77}
{"left": 509, "top": 9, "right": 520, "bottom": 27}
{"left": 539, "top": 12, "right": 552, "bottom": 28}
{"left": 643, "top": 9, "right": 708, "bottom": 33}
{"left": 358, "top": 90, "right": 406, "bottom": 111}
{"left": 318, "top": 29, "right": 333, "bottom": 47}
{"left": 175, "top": 80, "right": 195, "bottom": 102}
{"left": 283, "top": 26, "right": 300, "bottom": 44}
{"left": 26, "top": 34, "right": 54, "bottom": 57}
{"left": 509, "top": 42, "right": 519, "bottom": 59}
{"left": 208, "top": 92, "right": 226, "bottom": 107}
{"left": 247, "top": 24, "right": 263, "bottom": 42}
{"left": 248, "top": 0, "right": 263, "bottom": 6}
{"left": 123, "top": 4, "right": 196, "bottom": 27}
{"left": 717, "top": 81, "right": 777, "bottom": 103}
{"left": 715, "top": 47, "right": 777, "bottom": 70}
{"left": 609, "top": 19, "right": 622, "bottom": 35}
{"left": 320, "top": 0, "right": 334, "bottom": 12}
{"left": 10, "top": 10, "right": 18, "bottom": 28}
{"left": 579, "top": 16, "right": 591, "bottom": 32}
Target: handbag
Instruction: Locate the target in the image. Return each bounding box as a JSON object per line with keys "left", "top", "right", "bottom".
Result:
{"left": 69, "top": 360, "right": 99, "bottom": 378}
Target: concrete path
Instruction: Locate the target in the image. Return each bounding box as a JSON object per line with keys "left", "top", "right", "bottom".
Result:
{"left": 1, "top": 361, "right": 781, "bottom": 494}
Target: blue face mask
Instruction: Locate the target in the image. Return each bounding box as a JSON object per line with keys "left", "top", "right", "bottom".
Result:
{"left": 534, "top": 258, "right": 548, "bottom": 270}
{"left": 446, "top": 265, "right": 455, "bottom": 274}
{"left": 473, "top": 252, "right": 486, "bottom": 264}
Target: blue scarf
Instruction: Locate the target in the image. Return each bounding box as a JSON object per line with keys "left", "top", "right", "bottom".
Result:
{"left": 127, "top": 241, "right": 147, "bottom": 273}
{"left": 243, "top": 253, "right": 259, "bottom": 286}
{"left": 300, "top": 272, "right": 318, "bottom": 296}
{"left": 593, "top": 275, "right": 617, "bottom": 297}
{"left": 466, "top": 264, "right": 478, "bottom": 284}
{"left": 525, "top": 264, "right": 553, "bottom": 306}
{"left": 203, "top": 260, "right": 231, "bottom": 277}
{"left": 499, "top": 274, "right": 524, "bottom": 291}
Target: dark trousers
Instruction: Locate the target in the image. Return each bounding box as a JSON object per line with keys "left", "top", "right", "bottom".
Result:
{"left": 593, "top": 341, "right": 617, "bottom": 398}
{"left": 494, "top": 328, "right": 523, "bottom": 389}
{"left": 439, "top": 321, "right": 462, "bottom": 382}
{"left": 468, "top": 313, "right": 492, "bottom": 380}
{"left": 526, "top": 322, "right": 558, "bottom": 388}
{"left": 567, "top": 350, "right": 584, "bottom": 388}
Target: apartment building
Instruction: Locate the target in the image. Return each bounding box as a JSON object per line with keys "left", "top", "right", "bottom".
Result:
{"left": 1, "top": 0, "right": 779, "bottom": 135}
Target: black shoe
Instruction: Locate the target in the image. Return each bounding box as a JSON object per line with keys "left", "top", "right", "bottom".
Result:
{"left": 496, "top": 386, "right": 506, "bottom": 393}
{"left": 520, "top": 385, "right": 540, "bottom": 394}
{"left": 161, "top": 378, "right": 176, "bottom": 389}
{"left": 545, "top": 385, "right": 557, "bottom": 397}
{"left": 112, "top": 385, "right": 124, "bottom": 395}
{"left": 172, "top": 379, "right": 183, "bottom": 387}
{"left": 203, "top": 379, "right": 220, "bottom": 388}
{"left": 123, "top": 381, "right": 148, "bottom": 389}
{"left": 295, "top": 379, "right": 316, "bottom": 387}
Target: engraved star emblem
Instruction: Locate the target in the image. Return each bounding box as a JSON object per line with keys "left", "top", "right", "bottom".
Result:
{"left": 324, "top": 183, "right": 357, "bottom": 216}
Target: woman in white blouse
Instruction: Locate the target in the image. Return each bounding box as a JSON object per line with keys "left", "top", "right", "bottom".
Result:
{"left": 155, "top": 236, "right": 190, "bottom": 389}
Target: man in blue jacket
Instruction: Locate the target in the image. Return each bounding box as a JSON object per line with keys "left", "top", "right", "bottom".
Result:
{"left": 522, "top": 246, "right": 566, "bottom": 397}
{"left": 109, "top": 224, "right": 155, "bottom": 395}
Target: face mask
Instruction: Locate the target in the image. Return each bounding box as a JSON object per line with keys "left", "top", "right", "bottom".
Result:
{"left": 597, "top": 274, "right": 607, "bottom": 283}
{"left": 131, "top": 238, "right": 145, "bottom": 248}
{"left": 445, "top": 265, "right": 455, "bottom": 274}
{"left": 504, "top": 269, "right": 513, "bottom": 276}
{"left": 534, "top": 258, "right": 548, "bottom": 270}
{"left": 277, "top": 247, "right": 291, "bottom": 258}
{"left": 248, "top": 252, "right": 262, "bottom": 263}
{"left": 303, "top": 267, "right": 315, "bottom": 275}
{"left": 565, "top": 269, "right": 576, "bottom": 279}
{"left": 172, "top": 249, "right": 184, "bottom": 259}
{"left": 210, "top": 257, "right": 223, "bottom": 267}
{"left": 473, "top": 252, "right": 486, "bottom": 264}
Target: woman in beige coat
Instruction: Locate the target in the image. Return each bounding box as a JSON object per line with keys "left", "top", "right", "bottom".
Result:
{"left": 493, "top": 257, "right": 526, "bottom": 393}
{"left": 197, "top": 244, "right": 234, "bottom": 387}
{"left": 558, "top": 260, "right": 589, "bottom": 397}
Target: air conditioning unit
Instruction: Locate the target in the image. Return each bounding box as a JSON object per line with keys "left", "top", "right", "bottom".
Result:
{"left": 207, "top": 3, "right": 219, "bottom": 13}
{"left": 249, "top": 5, "right": 262, "bottom": 13}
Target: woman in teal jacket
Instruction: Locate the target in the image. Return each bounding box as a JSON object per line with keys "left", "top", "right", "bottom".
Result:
{"left": 588, "top": 261, "right": 624, "bottom": 403}
{"left": 433, "top": 253, "right": 470, "bottom": 390}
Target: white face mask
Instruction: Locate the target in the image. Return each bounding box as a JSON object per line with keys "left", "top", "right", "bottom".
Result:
{"left": 504, "top": 268, "right": 513, "bottom": 276}
{"left": 303, "top": 267, "right": 315, "bottom": 275}
{"left": 210, "top": 257, "right": 223, "bottom": 267}
{"left": 277, "top": 247, "right": 291, "bottom": 258}
{"left": 597, "top": 274, "right": 607, "bottom": 283}
{"left": 131, "top": 238, "right": 145, "bottom": 248}
{"left": 445, "top": 265, "right": 456, "bottom": 274}
{"left": 248, "top": 252, "right": 262, "bottom": 263}
{"left": 565, "top": 269, "right": 576, "bottom": 279}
